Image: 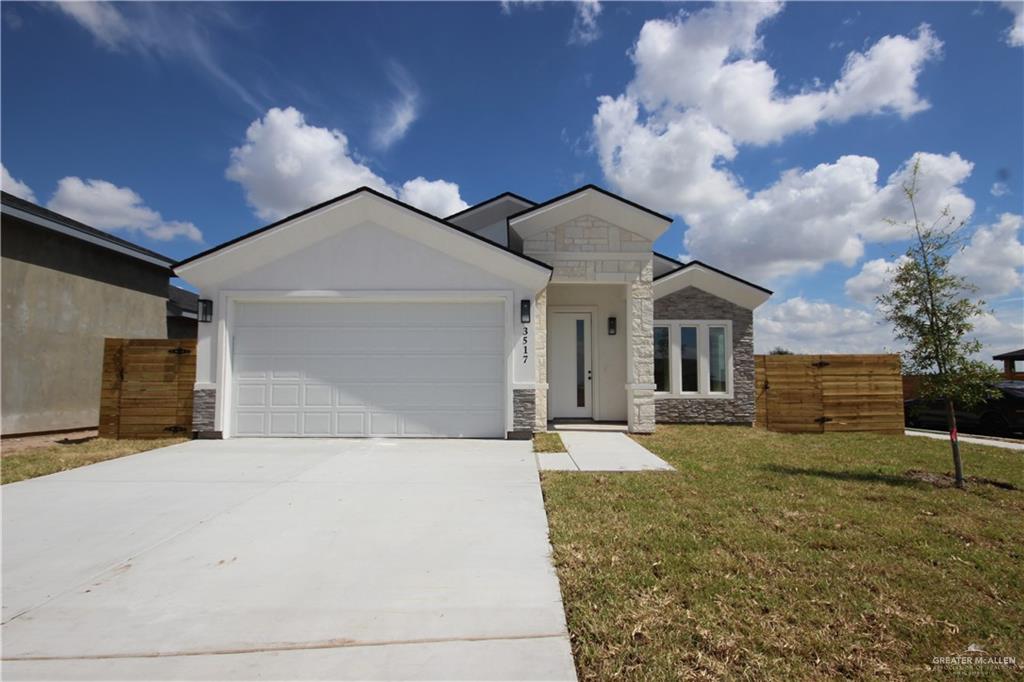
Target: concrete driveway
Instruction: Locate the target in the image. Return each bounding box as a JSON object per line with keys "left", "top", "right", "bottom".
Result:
{"left": 2, "top": 439, "right": 576, "bottom": 681}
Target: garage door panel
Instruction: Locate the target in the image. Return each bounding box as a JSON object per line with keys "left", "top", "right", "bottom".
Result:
{"left": 231, "top": 301, "right": 506, "bottom": 437}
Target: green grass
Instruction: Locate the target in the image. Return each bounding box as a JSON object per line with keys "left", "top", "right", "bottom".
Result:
{"left": 542, "top": 425, "right": 1024, "bottom": 680}
{"left": 534, "top": 431, "right": 567, "bottom": 453}
{"left": 2, "top": 437, "right": 187, "bottom": 484}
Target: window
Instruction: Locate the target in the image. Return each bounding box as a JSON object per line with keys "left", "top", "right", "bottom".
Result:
{"left": 651, "top": 320, "right": 733, "bottom": 398}
{"left": 680, "top": 326, "right": 698, "bottom": 392}
{"left": 654, "top": 327, "right": 670, "bottom": 392}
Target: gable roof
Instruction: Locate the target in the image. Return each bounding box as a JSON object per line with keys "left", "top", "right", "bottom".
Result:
{"left": 1, "top": 191, "right": 175, "bottom": 269}
{"left": 175, "top": 186, "right": 552, "bottom": 272}
{"left": 506, "top": 184, "right": 673, "bottom": 243}
{"left": 445, "top": 191, "right": 535, "bottom": 221}
{"left": 174, "top": 186, "right": 552, "bottom": 288}
{"left": 654, "top": 259, "right": 772, "bottom": 310}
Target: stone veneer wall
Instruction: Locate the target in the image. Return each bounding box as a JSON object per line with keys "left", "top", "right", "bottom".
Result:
{"left": 523, "top": 215, "right": 654, "bottom": 433}
{"left": 653, "top": 287, "right": 755, "bottom": 425}
{"left": 192, "top": 388, "right": 218, "bottom": 436}
{"left": 533, "top": 288, "right": 548, "bottom": 431}
{"left": 512, "top": 389, "right": 536, "bottom": 433}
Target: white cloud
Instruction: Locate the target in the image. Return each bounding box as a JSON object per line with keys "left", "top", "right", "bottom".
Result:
{"left": 593, "top": 3, "right": 956, "bottom": 281}
{"left": 372, "top": 63, "right": 420, "bottom": 150}
{"left": 1004, "top": 1, "right": 1024, "bottom": 46}
{"left": 755, "top": 296, "right": 896, "bottom": 354}
{"left": 48, "top": 177, "right": 202, "bottom": 242}
{"left": 569, "top": 0, "right": 602, "bottom": 46}
{"left": 755, "top": 295, "right": 1023, "bottom": 361}
{"left": 1, "top": 164, "right": 36, "bottom": 203}
{"left": 950, "top": 213, "right": 1024, "bottom": 297}
{"left": 991, "top": 181, "right": 1010, "bottom": 197}
{"left": 227, "top": 107, "right": 392, "bottom": 221}
{"left": 226, "top": 106, "right": 467, "bottom": 222}
{"left": 398, "top": 177, "right": 468, "bottom": 217}
{"left": 844, "top": 256, "right": 909, "bottom": 305}
{"left": 625, "top": 4, "right": 940, "bottom": 145}
{"left": 56, "top": 2, "right": 261, "bottom": 111}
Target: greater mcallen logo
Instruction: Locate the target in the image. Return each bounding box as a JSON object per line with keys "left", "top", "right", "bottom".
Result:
{"left": 932, "top": 643, "right": 1017, "bottom": 674}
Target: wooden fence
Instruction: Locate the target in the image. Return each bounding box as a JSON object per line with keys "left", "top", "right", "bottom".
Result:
{"left": 755, "top": 354, "right": 904, "bottom": 434}
{"left": 99, "top": 339, "right": 197, "bottom": 439}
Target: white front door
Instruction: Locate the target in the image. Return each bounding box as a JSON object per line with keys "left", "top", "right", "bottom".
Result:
{"left": 549, "top": 312, "right": 593, "bottom": 419}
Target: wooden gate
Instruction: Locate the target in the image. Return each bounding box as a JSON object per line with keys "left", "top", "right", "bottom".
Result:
{"left": 99, "top": 339, "right": 197, "bottom": 439}
{"left": 756, "top": 354, "right": 903, "bottom": 434}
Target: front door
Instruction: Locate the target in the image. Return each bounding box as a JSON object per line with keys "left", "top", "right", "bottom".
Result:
{"left": 549, "top": 312, "right": 593, "bottom": 419}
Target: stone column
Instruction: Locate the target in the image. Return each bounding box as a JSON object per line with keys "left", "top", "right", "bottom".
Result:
{"left": 626, "top": 260, "right": 655, "bottom": 433}
{"left": 534, "top": 287, "right": 548, "bottom": 431}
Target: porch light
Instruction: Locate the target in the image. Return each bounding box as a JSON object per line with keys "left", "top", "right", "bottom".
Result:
{"left": 608, "top": 316, "right": 617, "bottom": 335}
{"left": 520, "top": 299, "right": 531, "bottom": 324}
{"left": 198, "top": 299, "right": 213, "bottom": 323}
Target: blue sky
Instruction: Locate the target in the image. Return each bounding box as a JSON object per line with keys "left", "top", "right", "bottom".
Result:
{"left": 2, "top": 1, "right": 1022, "bottom": 355}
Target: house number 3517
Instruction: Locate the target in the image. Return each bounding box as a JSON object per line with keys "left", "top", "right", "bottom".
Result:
{"left": 522, "top": 326, "right": 529, "bottom": 364}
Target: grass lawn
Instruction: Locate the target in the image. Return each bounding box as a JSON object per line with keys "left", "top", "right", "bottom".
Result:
{"left": 534, "top": 431, "right": 567, "bottom": 452}
{"left": 2, "top": 437, "right": 186, "bottom": 484}
{"left": 542, "top": 425, "right": 1024, "bottom": 680}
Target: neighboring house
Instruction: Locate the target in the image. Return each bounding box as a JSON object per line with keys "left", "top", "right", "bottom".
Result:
{"left": 993, "top": 348, "right": 1024, "bottom": 380}
{"left": 174, "top": 185, "right": 771, "bottom": 439}
{"left": 1, "top": 192, "right": 177, "bottom": 435}
{"left": 167, "top": 284, "right": 199, "bottom": 339}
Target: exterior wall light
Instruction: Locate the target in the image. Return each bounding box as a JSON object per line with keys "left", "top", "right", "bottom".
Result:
{"left": 608, "top": 316, "right": 617, "bottom": 335}
{"left": 520, "top": 299, "right": 531, "bottom": 324}
{"left": 198, "top": 299, "right": 213, "bottom": 323}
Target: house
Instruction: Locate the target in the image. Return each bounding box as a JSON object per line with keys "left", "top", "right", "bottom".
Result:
{"left": 993, "top": 348, "right": 1024, "bottom": 380}
{"left": 1, "top": 191, "right": 180, "bottom": 435}
{"left": 173, "top": 185, "right": 771, "bottom": 439}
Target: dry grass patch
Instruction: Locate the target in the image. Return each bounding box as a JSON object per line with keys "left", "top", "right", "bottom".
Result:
{"left": 2, "top": 437, "right": 186, "bottom": 484}
{"left": 542, "top": 425, "right": 1024, "bottom": 680}
{"left": 534, "top": 432, "right": 567, "bottom": 453}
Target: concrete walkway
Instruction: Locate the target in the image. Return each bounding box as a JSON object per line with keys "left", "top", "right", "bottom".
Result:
{"left": 2, "top": 439, "right": 577, "bottom": 681}
{"left": 538, "top": 431, "right": 674, "bottom": 472}
{"left": 905, "top": 428, "right": 1024, "bottom": 451}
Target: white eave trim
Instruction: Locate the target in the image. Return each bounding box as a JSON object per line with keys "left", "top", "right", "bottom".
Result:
{"left": 2, "top": 204, "right": 174, "bottom": 268}
{"left": 508, "top": 188, "right": 671, "bottom": 242}
{"left": 654, "top": 265, "right": 771, "bottom": 310}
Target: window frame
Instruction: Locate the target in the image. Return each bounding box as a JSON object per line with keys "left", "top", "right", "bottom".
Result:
{"left": 652, "top": 319, "right": 734, "bottom": 399}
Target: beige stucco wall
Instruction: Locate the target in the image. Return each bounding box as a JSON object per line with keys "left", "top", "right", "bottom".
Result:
{"left": 1, "top": 257, "right": 167, "bottom": 434}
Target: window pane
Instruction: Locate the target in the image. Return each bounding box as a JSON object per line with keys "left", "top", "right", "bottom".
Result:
{"left": 576, "top": 319, "right": 585, "bottom": 407}
{"left": 653, "top": 327, "right": 669, "bottom": 392}
{"left": 680, "top": 326, "right": 698, "bottom": 392}
{"left": 709, "top": 326, "right": 727, "bottom": 392}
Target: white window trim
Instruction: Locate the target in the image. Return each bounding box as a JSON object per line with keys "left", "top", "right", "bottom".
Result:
{"left": 653, "top": 319, "right": 734, "bottom": 399}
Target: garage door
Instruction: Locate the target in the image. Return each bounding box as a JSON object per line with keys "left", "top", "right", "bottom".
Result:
{"left": 231, "top": 301, "right": 506, "bottom": 437}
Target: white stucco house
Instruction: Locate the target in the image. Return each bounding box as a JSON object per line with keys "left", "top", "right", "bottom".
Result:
{"left": 174, "top": 185, "right": 771, "bottom": 439}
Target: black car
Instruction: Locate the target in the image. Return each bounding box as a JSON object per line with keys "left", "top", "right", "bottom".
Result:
{"left": 904, "top": 380, "right": 1024, "bottom": 437}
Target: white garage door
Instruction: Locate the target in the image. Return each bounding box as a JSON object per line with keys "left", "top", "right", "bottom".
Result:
{"left": 231, "top": 301, "right": 506, "bottom": 437}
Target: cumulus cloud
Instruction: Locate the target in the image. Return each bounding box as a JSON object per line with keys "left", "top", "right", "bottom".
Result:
{"left": 755, "top": 296, "right": 896, "bottom": 354}
{"left": 1004, "top": 1, "right": 1024, "bottom": 46}
{"left": 950, "top": 213, "right": 1024, "bottom": 297}
{"left": 398, "top": 177, "right": 468, "bottom": 217}
{"left": 226, "top": 106, "right": 467, "bottom": 221}
{"left": 569, "top": 0, "right": 602, "bottom": 46}
{"left": 593, "top": 3, "right": 956, "bottom": 281}
{"left": 844, "top": 256, "right": 909, "bottom": 305}
{"left": 1, "top": 164, "right": 36, "bottom": 203}
{"left": 56, "top": 2, "right": 261, "bottom": 111}
{"left": 48, "top": 177, "right": 202, "bottom": 242}
{"left": 372, "top": 63, "right": 420, "bottom": 150}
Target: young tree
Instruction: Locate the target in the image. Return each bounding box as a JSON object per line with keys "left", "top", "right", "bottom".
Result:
{"left": 877, "top": 158, "right": 999, "bottom": 488}
{"left": 768, "top": 346, "right": 795, "bottom": 355}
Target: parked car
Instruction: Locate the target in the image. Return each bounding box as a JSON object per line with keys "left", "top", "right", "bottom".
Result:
{"left": 904, "top": 380, "right": 1024, "bottom": 437}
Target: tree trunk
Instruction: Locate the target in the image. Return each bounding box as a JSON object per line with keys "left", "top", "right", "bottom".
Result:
{"left": 945, "top": 398, "right": 964, "bottom": 488}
